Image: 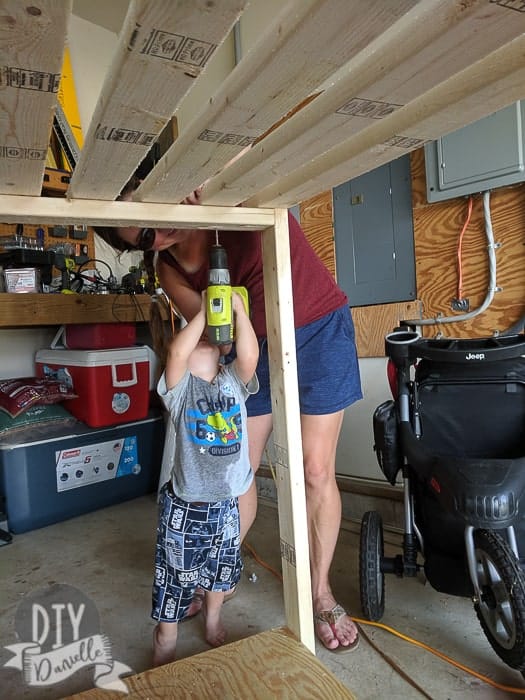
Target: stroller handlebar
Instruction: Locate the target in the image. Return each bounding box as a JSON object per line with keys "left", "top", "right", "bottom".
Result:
{"left": 385, "top": 330, "right": 525, "bottom": 365}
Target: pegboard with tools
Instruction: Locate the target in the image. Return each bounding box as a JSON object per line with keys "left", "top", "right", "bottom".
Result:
{"left": 0, "top": 221, "right": 95, "bottom": 265}
{"left": 0, "top": 167, "right": 97, "bottom": 292}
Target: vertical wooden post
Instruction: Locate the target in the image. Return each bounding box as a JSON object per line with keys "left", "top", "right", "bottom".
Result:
{"left": 261, "top": 208, "right": 315, "bottom": 653}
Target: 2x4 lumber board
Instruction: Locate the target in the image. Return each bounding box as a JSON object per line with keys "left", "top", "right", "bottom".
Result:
{"left": 0, "top": 195, "right": 274, "bottom": 230}
{"left": 203, "top": 0, "right": 525, "bottom": 206}
{"left": 61, "top": 628, "right": 357, "bottom": 699}
{"left": 0, "top": 1, "right": 71, "bottom": 196}
{"left": 0, "top": 293, "right": 160, "bottom": 327}
{"left": 67, "top": 0, "right": 247, "bottom": 200}
{"left": 249, "top": 32, "right": 525, "bottom": 207}
{"left": 135, "top": 0, "right": 418, "bottom": 205}
{"left": 261, "top": 210, "right": 314, "bottom": 652}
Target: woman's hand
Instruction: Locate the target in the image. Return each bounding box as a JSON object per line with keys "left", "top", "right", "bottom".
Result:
{"left": 183, "top": 187, "right": 203, "bottom": 206}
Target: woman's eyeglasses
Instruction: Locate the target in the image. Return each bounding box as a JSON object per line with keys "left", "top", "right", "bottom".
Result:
{"left": 135, "top": 227, "right": 156, "bottom": 251}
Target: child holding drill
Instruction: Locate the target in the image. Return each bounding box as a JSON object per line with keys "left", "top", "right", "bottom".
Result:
{"left": 152, "top": 290, "right": 259, "bottom": 666}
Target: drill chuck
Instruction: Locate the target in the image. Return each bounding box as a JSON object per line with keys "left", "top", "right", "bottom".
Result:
{"left": 209, "top": 245, "right": 229, "bottom": 283}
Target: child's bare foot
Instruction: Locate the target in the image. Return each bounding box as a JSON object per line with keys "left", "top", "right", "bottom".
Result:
{"left": 152, "top": 623, "right": 178, "bottom": 667}
{"left": 185, "top": 589, "right": 205, "bottom": 619}
{"left": 202, "top": 596, "right": 227, "bottom": 647}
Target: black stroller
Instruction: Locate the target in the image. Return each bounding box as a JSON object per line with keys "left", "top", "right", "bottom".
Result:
{"left": 359, "top": 329, "right": 525, "bottom": 673}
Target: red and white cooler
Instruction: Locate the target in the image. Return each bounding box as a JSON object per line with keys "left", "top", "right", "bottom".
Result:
{"left": 35, "top": 346, "right": 150, "bottom": 428}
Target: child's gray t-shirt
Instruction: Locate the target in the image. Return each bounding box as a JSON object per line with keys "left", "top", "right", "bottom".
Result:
{"left": 157, "top": 364, "right": 258, "bottom": 502}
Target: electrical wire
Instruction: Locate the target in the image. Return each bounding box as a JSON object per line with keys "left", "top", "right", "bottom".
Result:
{"left": 351, "top": 618, "right": 525, "bottom": 696}
{"left": 110, "top": 291, "right": 146, "bottom": 323}
{"left": 403, "top": 190, "right": 499, "bottom": 327}
{"left": 456, "top": 195, "right": 473, "bottom": 300}
{"left": 77, "top": 258, "right": 114, "bottom": 279}
{"left": 243, "top": 539, "right": 525, "bottom": 695}
{"left": 243, "top": 541, "right": 283, "bottom": 582}
{"left": 252, "top": 447, "right": 525, "bottom": 695}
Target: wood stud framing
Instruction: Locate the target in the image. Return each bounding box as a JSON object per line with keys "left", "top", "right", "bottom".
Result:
{"left": 1, "top": 1, "right": 524, "bottom": 206}
{"left": 203, "top": 0, "right": 525, "bottom": 206}
{"left": 1, "top": 0, "right": 525, "bottom": 651}
{"left": 68, "top": 0, "right": 247, "bottom": 200}
{"left": 0, "top": 0, "right": 72, "bottom": 195}
{"left": 135, "top": 0, "right": 418, "bottom": 204}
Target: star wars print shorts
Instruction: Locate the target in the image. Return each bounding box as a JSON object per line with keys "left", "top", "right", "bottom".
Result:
{"left": 152, "top": 484, "right": 242, "bottom": 623}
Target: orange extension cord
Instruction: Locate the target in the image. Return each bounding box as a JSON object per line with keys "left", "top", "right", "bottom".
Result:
{"left": 242, "top": 541, "right": 525, "bottom": 696}
{"left": 456, "top": 195, "right": 474, "bottom": 300}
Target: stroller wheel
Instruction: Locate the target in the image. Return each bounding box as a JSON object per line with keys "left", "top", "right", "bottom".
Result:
{"left": 473, "top": 529, "right": 525, "bottom": 671}
{"left": 359, "top": 510, "right": 385, "bottom": 621}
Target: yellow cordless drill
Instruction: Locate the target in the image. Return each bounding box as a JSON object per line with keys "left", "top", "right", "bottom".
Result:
{"left": 207, "top": 233, "right": 233, "bottom": 345}
{"left": 206, "top": 232, "right": 249, "bottom": 345}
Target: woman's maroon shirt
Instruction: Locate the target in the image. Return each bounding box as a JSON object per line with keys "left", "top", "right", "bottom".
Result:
{"left": 158, "top": 213, "right": 348, "bottom": 337}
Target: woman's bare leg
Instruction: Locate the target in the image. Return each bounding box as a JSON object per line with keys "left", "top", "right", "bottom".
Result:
{"left": 301, "top": 410, "right": 358, "bottom": 650}
{"left": 237, "top": 413, "right": 273, "bottom": 540}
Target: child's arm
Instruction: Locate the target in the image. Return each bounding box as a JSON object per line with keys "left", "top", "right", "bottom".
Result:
{"left": 231, "top": 292, "right": 259, "bottom": 385}
{"left": 164, "top": 292, "right": 206, "bottom": 389}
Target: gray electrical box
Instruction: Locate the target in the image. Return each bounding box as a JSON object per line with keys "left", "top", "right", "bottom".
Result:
{"left": 424, "top": 101, "right": 525, "bottom": 203}
{"left": 333, "top": 155, "right": 416, "bottom": 307}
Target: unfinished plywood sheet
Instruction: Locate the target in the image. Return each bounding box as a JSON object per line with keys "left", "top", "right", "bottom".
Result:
{"left": 135, "top": 0, "right": 418, "bottom": 204}
{"left": 61, "top": 628, "right": 356, "bottom": 699}
{"left": 68, "top": 0, "right": 247, "bottom": 200}
{"left": 410, "top": 147, "right": 525, "bottom": 338}
{"left": 352, "top": 301, "right": 422, "bottom": 357}
{"left": 203, "top": 0, "right": 525, "bottom": 205}
{"left": 0, "top": 292, "right": 160, "bottom": 327}
{"left": 0, "top": 1, "right": 71, "bottom": 195}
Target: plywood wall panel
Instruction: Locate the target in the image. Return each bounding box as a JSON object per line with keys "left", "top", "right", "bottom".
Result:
{"left": 410, "top": 147, "right": 525, "bottom": 337}
{"left": 352, "top": 301, "right": 421, "bottom": 357}
{"left": 299, "top": 191, "right": 335, "bottom": 278}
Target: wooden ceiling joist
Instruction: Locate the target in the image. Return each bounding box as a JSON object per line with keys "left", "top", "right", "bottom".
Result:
{"left": 0, "top": 194, "right": 274, "bottom": 230}
{"left": 0, "top": 0, "right": 71, "bottom": 196}
{"left": 0, "top": 0, "right": 524, "bottom": 209}
{"left": 134, "top": 0, "right": 419, "bottom": 204}
{"left": 247, "top": 31, "right": 525, "bottom": 207}
{"left": 201, "top": 0, "right": 525, "bottom": 206}
{"left": 67, "top": 0, "right": 247, "bottom": 201}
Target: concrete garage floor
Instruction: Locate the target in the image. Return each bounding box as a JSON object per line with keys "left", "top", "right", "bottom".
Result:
{"left": 1, "top": 492, "right": 525, "bottom": 700}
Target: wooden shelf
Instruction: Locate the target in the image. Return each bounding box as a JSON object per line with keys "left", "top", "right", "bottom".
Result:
{"left": 0, "top": 293, "right": 164, "bottom": 327}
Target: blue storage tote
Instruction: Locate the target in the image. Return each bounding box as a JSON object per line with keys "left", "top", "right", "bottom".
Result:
{"left": 0, "top": 411, "right": 164, "bottom": 534}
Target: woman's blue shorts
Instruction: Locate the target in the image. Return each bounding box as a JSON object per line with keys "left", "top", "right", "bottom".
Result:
{"left": 246, "top": 305, "right": 362, "bottom": 417}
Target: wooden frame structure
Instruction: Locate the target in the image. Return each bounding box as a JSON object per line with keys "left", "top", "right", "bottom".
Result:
{"left": 1, "top": 0, "right": 525, "bottom": 658}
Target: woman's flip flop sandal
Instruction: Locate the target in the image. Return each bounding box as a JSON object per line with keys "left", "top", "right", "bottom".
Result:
{"left": 314, "top": 603, "right": 359, "bottom": 653}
